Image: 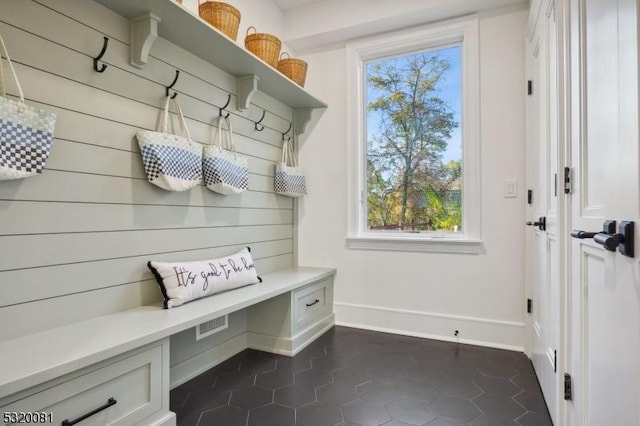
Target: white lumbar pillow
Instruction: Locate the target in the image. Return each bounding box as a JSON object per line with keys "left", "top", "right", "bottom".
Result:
{"left": 148, "top": 247, "right": 262, "bottom": 309}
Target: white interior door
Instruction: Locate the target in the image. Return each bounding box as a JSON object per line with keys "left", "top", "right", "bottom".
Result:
{"left": 568, "top": 0, "right": 640, "bottom": 424}
{"left": 526, "top": 1, "right": 562, "bottom": 423}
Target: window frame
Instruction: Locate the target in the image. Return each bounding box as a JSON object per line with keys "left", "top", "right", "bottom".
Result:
{"left": 345, "top": 17, "right": 482, "bottom": 254}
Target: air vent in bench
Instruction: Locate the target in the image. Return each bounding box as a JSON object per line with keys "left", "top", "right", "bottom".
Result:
{"left": 195, "top": 315, "right": 228, "bottom": 341}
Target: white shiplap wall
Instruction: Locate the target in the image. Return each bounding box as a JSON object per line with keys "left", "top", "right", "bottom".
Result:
{"left": 0, "top": 0, "right": 295, "bottom": 344}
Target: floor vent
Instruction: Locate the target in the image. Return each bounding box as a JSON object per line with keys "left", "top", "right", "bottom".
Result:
{"left": 195, "top": 315, "right": 228, "bottom": 341}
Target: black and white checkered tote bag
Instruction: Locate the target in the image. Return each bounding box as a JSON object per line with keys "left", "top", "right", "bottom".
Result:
{"left": 275, "top": 137, "right": 306, "bottom": 197}
{"left": 136, "top": 96, "right": 202, "bottom": 192}
{"left": 203, "top": 115, "right": 248, "bottom": 195}
{"left": 0, "top": 34, "right": 56, "bottom": 180}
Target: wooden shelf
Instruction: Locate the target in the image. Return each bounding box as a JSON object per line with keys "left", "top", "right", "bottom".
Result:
{"left": 94, "top": 0, "right": 327, "bottom": 113}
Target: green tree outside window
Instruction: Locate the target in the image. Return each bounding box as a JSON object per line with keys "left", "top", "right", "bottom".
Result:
{"left": 366, "top": 46, "right": 462, "bottom": 232}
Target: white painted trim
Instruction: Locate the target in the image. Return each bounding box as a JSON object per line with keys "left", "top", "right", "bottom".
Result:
{"left": 246, "top": 332, "right": 294, "bottom": 356}
{"left": 247, "top": 313, "right": 335, "bottom": 355}
{"left": 147, "top": 412, "right": 176, "bottom": 426}
{"left": 546, "top": 347, "right": 556, "bottom": 371}
{"left": 345, "top": 16, "right": 482, "bottom": 251}
{"left": 291, "top": 314, "right": 335, "bottom": 354}
{"left": 336, "top": 320, "right": 523, "bottom": 352}
{"left": 335, "top": 302, "right": 525, "bottom": 351}
{"left": 345, "top": 235, "right": 484, "bottom": 254}
{"left": 169, "top": 333, "right": 247, "bottom": 389}
{"left": 527, "top": 0, "right": 544, "bottom": 41}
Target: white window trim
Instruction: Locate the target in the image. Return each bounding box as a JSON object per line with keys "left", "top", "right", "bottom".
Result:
{"left": 345, "top": 16, "right": 482, "bottom": 254}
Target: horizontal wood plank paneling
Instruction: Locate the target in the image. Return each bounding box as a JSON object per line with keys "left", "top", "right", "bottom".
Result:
{"left": 0, "top": 225, "right": 292, "bottom": 271}
{"left": 0, "top": 0, "right": 297, "bottom": 342}
{"left": 0, "top": 202, "right": 292, "bottom": 235}
{"left": 0, "top": 253, "right": 292, "bottom": 340}
{"left": 0, "top": 239, "right": 294, "bottom": 308}
{"left": 46, "top": 139, "right": 279, "bottom": 189}
{"left": 30, "top": 100, "right": 282, "bottom": 174}
{"left": 0, "top": 170, "right": 292, "bottom": 208}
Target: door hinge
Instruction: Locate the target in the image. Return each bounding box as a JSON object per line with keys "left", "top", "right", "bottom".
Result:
{"left": 554, "top": 350, "right": 557, "bottom": 372}
{"left": 528, "top": 80, "right": 533, "bottom": 95}
{"left": 527, "top": 189, "right": 533, "bottom": 204}
{"left": 527, "top": 298, "right": 532, "bottom": 314}
{"left": 564, "top": 167, "right": 572, "bottom": 194}
{"left": 564, "top": 373, "right": 573, "bottom": 400}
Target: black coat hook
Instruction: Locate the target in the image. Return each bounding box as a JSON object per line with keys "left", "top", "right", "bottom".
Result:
{"left": 166, "top": 70, "right": 180, "bottom": 99}
{"left": 282, "top": 122, "right": 292, "bottom": 138}
{"left": 93, "top": 36, "right": 109, "bottom": 73}
{"left": 219, "top": 94, "right": 231, "bottom": 118}
{"left": 254, "top": 110, "right": 266, "bottom": 131}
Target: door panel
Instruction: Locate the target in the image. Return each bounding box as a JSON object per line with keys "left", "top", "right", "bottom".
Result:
{"left": 582, "top": 247, "right": 608, "bottom": 426}
{"left": 569, "top": 0, "right": 640, "bottom": 424}
{"left": 527, "top": 1, "right": 560, "bottom": 423}
{"left": 542, "top": 233, "right": 559, "bottom": 417}
{"left": 583, "top": 0, "right": 617, "bottom": 213}
{"left": 582, "top": 245, "right": 639, "bottom": 426}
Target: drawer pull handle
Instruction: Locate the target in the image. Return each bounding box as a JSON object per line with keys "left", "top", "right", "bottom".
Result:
{"left": 306, "top": 299, "right": 320, "bottom": 307}
{"left": 61, "top": 397, "right": 117, "bottom": 426}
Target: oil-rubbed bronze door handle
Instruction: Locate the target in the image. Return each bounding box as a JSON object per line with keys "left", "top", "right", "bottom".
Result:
{"left": 570, "top": 219, "right": 635, "bottom": 256}
{"left": 526, "top": 216, "right": 546, "bottom": 231}
{"left": 572, "top": 221, "right": 634, "bottom": 257}
{"left": 571, "top": 220, "right": 616, "bottom": 241}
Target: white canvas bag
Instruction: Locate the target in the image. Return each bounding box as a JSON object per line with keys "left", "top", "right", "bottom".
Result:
{"left": 136, "top": 96, "right": 202, "bottom": 191}
{"left": 203, "top": 115, "right": 249, "bottom": 195}
{"left": 0, "top": 34, "right": 57, "bottom": 180}
{"left": 274, "top": 137, "right": 306, "bottom": 197}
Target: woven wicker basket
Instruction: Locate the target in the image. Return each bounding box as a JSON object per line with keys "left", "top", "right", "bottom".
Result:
{"left": 244, "top": 26, "right": 281, "bottom": 68}
{"left": 277, "top": 52, "right": 307, "bottom": 87}
{"left": 198, "top": 1, "right": 241, "bottom": 41}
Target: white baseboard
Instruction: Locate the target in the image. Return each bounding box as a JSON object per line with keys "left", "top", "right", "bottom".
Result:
{"left": 245, "top": 331, "right": 294, "bottom": 356}
{"left": 169, "top": 333, "right": 247, "bottom": 389}
{"left": 334, "top": 302, "right": 524, "bottom": 351}
{"left": 247, "top": 313, "right": 335, "bottom": 356}
{"left": 169, "top": 303, "right": 522, "bottom": 390}
{"left": 148, "top": 412, "right": 176, "bottom": 426}
{"left": 291, "top": 314, "right": 335, "bottom": 355}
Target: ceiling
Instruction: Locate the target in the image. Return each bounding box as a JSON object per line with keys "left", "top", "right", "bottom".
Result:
{"left": 280, "top": 0, "right": 529, "bottom": 52}
{"left": 272, "top": 0, "right": 319, "bottom": 11}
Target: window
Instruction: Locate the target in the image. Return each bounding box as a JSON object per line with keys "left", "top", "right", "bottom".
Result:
{"left": 346, "top": 18, "right": 482, "bottom": 253}
{"left": 366, "top": 46, "right": 462, "bottom": 233}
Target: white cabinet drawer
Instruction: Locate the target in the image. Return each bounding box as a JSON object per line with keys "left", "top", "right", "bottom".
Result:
{"left": 2, "top": 343, "right": 164, "bottom": 426}
{"left": 292, "top": 279, "right": 332, "bottom": 333}
{"left": 246, "top": 272, "right": 336, "bottom": 355}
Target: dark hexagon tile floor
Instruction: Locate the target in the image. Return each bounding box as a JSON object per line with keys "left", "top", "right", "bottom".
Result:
{"left": 171, "top": 326, "right": 553, "bottom": 425}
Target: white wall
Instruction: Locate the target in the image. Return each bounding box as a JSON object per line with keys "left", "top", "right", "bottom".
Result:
{"left": 297, "top": 8, "right": 528, "bottom": 350}
{"left": 180, "top": 0, "right": 293, "bottom": 53}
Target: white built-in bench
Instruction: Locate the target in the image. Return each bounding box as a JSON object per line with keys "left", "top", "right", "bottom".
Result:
{"left": 0, "top": 266, "right": 335, "bottom": 426}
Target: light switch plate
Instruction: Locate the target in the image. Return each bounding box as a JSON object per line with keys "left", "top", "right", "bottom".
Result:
{"left": 504, "top": 180, "right": 517, "bottom": 198}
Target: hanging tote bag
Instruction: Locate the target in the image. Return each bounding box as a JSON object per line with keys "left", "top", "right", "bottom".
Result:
{"left": 274, "top": 137, "right": 306, "bottom": 197}
{"left": 203, "top": 115, "right": 249, "bottom": 195}
{"left": 0, "top": 35, "right": 56, "bottom": 180}
{"left": 136, "top": 96, "right": 202, "bottom": 191}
